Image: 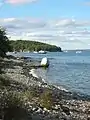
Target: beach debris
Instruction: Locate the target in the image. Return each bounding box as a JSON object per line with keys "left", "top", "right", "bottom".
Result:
{"left": 41, "top": 57, "right": 49, "bottom": 67}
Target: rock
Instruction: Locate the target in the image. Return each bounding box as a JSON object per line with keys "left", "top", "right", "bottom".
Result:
{"left": 32, "top": 107, "right": 38, "bottom": 112}
{"left": 61, "top": 105, "right": 70, "bottom": 115}
{"left": 43, "top": 108, "right": 48, "bottom": 111}
{"left": 54, "top": 105, "right": 60, "bottom": 110}
{"left": 43, "top": 108, "right": 50, "bottom": 113}
{"left": 36, "top": 108, "right": 42, "bottom": 113}
{"left": 41, "top": 57, "right": 49, "bottom": 67}
{"left": 87, "top": 116, "right": 90, "bottom": 120}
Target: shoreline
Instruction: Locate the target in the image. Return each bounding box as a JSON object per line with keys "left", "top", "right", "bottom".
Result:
{"left": 0, "top": 57, "right": 90, "bottom": 120}
{"left": 2, "top": 56, "right": 90, "bottom": 100}
{"left": 30, "top": 66, "right": 90, "bottom": 99}
{"left": 30, "top": 68, "right": 69, "bottom": 92}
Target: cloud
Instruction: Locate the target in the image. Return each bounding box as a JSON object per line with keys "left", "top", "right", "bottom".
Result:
{"left": 6, "top": 0, "right": 37, "bottom": 4}
{"left": 0, "top": 17, "right": 90, "bottom": 50}
{"left": 1, "top": 18, "right": 46, "bottom": 30}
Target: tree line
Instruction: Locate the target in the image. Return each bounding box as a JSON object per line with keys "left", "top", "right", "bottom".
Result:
{"left": 10, "top": 40, "right": 62, "bottom": 52}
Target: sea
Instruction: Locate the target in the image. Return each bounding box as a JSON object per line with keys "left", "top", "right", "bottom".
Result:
{"left": 11, "top": 50, "right": 90, "bottom": 96}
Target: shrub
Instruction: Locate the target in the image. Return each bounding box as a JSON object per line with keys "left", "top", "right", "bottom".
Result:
{"left": 22, "top": 90, "right": 37, "bottom": 101}
{"left": 0, "top": 91, "right": 31, "bottom": 120}
{"left": 40, "top": 89, "right": 54, "bottom": 110}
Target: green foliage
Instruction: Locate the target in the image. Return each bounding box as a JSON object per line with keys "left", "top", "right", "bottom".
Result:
{"left": 0, "top": 27, "right": 12, "bottom": 57}
{"left": 10, "top": 40, "right": 62, "bottom": 52}
{"left": 40, "top": 89, "right": 54, "bottom": 109}
{"left": 0, "top": 91, "right": 31, "bottom": 120}
{"left": 22, "top": 90, "right": 37, "bottom": 101}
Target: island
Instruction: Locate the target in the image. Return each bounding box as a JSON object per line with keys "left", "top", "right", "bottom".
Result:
{"left": 9, "top": 40, "right": 62, "bottom": 52}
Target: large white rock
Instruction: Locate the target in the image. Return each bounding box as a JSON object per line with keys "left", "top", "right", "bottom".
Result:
{"left": 41, "top": 57, "right": 49, "bottom": 67}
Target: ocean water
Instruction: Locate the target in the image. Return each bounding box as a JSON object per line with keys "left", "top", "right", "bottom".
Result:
{"left": 13, "top": 50, "right": 90, "bottom": 96}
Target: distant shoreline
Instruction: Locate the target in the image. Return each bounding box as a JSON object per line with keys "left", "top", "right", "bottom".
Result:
{"left": 9, "top": 40, "right": 62, "bottom": 52}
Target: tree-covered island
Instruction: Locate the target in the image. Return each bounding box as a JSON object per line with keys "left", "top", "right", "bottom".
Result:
{"left": 10, "top": 40, "right": 62, "bottom": 52}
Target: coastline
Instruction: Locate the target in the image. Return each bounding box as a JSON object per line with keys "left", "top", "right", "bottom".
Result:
{"left": 0, "top": 57, "right": 90, "bottom": 120}
{"left": 30, "top": 68, "right": 69, "bottom": 92}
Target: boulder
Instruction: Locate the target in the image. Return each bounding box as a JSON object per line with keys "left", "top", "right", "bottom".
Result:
{"left": 41, "top": 57, "right": 49, "bottom": 67}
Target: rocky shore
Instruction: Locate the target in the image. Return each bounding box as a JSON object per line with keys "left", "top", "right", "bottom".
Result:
{"left": 0, "top": 57, "right": 90, "bottom": 120}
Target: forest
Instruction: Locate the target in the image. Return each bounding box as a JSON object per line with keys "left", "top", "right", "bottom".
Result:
{"left": 10, "top": 40, "right": 62, "bottom": 52}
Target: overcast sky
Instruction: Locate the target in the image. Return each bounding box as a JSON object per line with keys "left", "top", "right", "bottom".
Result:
{"left": 0, "top": 0, "right": 90, "bottom": 50}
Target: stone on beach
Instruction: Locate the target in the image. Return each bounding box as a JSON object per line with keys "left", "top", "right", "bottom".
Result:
{"left": 41, "top": 57, "right": 49, "bottom": 67}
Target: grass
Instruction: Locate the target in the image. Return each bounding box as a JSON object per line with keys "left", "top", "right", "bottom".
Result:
{"left": 22, "top": 90, "right": 38, "bottom": 101}
{"left": 0, "top": 90, "right": 32, "bottom": 120}
{"left": 40, "top": 89, "right": 54, "bottom": 110}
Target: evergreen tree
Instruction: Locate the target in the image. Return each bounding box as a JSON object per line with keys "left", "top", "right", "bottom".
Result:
{"left": 0, "top": 27, "right": 11, "bottom": 57}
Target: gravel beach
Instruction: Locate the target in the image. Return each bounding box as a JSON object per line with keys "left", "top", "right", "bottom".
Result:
{"left": 0, "top": 57, "right": 90, "bottom": 120}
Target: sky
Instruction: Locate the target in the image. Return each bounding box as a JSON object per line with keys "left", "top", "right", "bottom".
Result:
{"left": 0, "top": 0, "right": 90, "bottom": 50}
